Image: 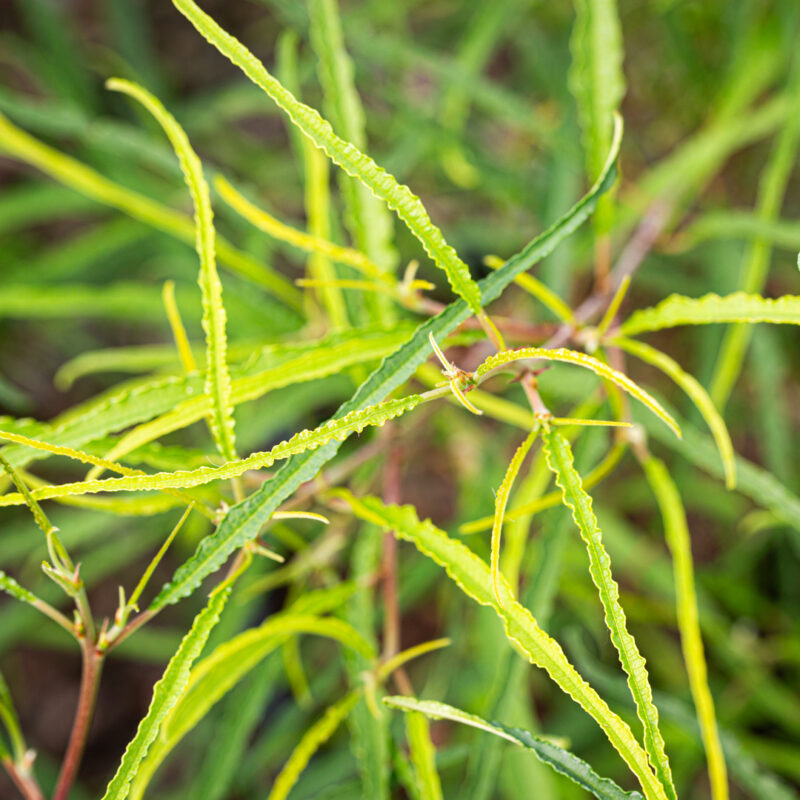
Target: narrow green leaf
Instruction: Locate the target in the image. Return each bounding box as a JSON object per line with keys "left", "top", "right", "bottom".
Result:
{"left": 0, "top": 570, "right": 40, "bottom": 607}
{"left": 620, "top": 292, "right": 800, "bottom": 336}
{"left": 0, "top": 395, "right": 425, "bottom": 509}
{"left": 343, "top": 523, "right": 389, "bottom": 800}
{"left": 55, "top": 344, "right": 192, "bottom": 390}
{"left": 16, "top": 326, "right": 404, "bottom": 477}
{"left": 406, "top": 710, "right": 444, "bottom": 800}
{"left": 1, "top": 373, "right": 205, "bottom": 471}
{"left": 0, "top": 452, "right": 55, "bottom": 536}
{"left": 681, "top": 210, "right": 800, "bottom": 252}
{"left": 384, "top": 697, "right": 643, "bottom": 800}
{"left": 107, "top": 78, "right": 237, "bottom": 462}
{"left": 130, "top": 612, "right": 371, "bottom": 799}
{"left": 162, "top": 280, "right": 197, "bottom": 374}
{"left": 309, "top": 0, "right": 397, "bottom": 323}
{"left": 100, "top": 586, "right": 230, "bottom": 800}
{"left": 543, "top": 429, "right": 676, "bottom": 800}
{"left": 491, "top": 428, "right": 539, "bottom": 604}
{"left": 137, "top": 115, "right": 622, "bottom": 614}
{"left": 568, "top": 0, "right": 625, "bottom": 233}
{"left": 95, "top": 326, "right": 413, "bottom": 472}
{"left": 295, "top": 79, "right": 350, "bottom": 330}
{"left": 0, "top": 670, "right": 25, "bottom": 763}
{"left": 709, "top": 60, "right": 800, "bottom": 409}
{"left": 566, "top": 625, "right": 799, "bottom": 800}
{"left": 267, "top": 692, "right": 359, "bottom": 800}
{"left": 611, "top": 336, "right": 735, "bottom": 488}
{"left": 172, "top": 0, "right": 482, "bottom": 312}
{"left": 643, "top": 413, "right": 800, "bottom": 539}
{"left": 0, "top": 429, "right": 211, "bottom": 520}
{"left": 476, "top": 346, "right": 680, "bottom": 438}
{"left": 215, "top": 175, "right": 390, "bottom": 282}
{"left": 338, "top": 493, "right": 667, "bottom": 800}
{"left": 484, "top": 255, "right": 574, "bottom": 323}
{"left": 460, "top": 442, "right": 626, "bottom": 535}
{"left": 643, "top": 457, "right": 728, "bottom": 800}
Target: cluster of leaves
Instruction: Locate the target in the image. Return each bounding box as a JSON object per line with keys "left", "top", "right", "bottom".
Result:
{"left": 0, "top": 1, "right": 799, "bottom": 799}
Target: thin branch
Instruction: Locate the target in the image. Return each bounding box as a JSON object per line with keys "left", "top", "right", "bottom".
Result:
{"left": 2, "top": 759, "right": 44, "bottom": 800}
{"left": 546, "top": 201, "right": 672, "bottom": 349}
{"left": 52, "top": 640, "right": 104, "bottom": 800}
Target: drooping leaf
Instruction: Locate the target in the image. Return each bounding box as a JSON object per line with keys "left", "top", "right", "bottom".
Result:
{"left": 643, "top": 457, "right": 728, "bottom": 800}
{"left": 384, "top": 697, "right": 643, "bottom": 800}
{"left": 459, "top": 443, "right": 626, "bottom": 535}
{"left": 476, "top": 346, "right": 680, "bottom": 438}
{"left": 543, "top": 429, "right": 676, "bottom": 800}
{"left": 620, "top": 292, "right": 800, "bottom": 336}
{"left": 611, "top": 336, "right": 735, "bottom": 488}
{"left": 172, "top": 0, "right": 483, "bottom": 312}
{"left": 643, "top": 412, "right": 800, "bottom": 539}
{"left": 338, "top": 492, "right": 667, "bottom": 800}
{"left": 107, "top": 78, "right": 237, "bottom": 462}
{"left": 491, "top": 428, "right": 539, "bottom": 603}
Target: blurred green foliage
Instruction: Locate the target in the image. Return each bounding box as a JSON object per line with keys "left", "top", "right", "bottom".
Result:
{"left": 0, "top": 1, "right": 799, "bottom": 799}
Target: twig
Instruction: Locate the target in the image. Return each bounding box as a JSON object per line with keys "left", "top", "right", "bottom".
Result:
{"left": 52, "top": 638, "right": 104, "bottom": 800}
{"left": 2, "top": 759, "right": 44, "bottom": 800}
{"left": 545, "top": 201, "right": 672, "bottom": 349}
{"left": 104, "top": 609, "right": 155, "bottom": 654}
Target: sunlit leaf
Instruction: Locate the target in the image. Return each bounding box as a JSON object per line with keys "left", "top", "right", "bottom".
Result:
{"left": 476, "top": 346, "right": 680, "bottom": 438}
{"left": 621, "top": 292, "right": 800, "bottom": 336}
{"left": 543, "top": 429, "right": 675, "bottom": 800}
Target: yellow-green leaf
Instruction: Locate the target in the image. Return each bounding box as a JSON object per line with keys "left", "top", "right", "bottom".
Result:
{"left": 543, "top": 429, "right": 675, "bottom": 800}
{"left": 611, "top": 336, "right": 735, "bottom": 489}
{"left": 171, "top": 0, "right": 482, "bottom": 313}
{"left": 476, "top": 347, "right": 680, "bottom": 438}
{"left": 621, "top": 292, "right": 800, "bottom": 336}
{"left": 643, "top": 457, "right": 728, "bottom": 800}
{"left": 337, "top": 492, "right": 667, "bottom": 800}
{"left": 107, "top": 78, "right": 237, "bottom": 463}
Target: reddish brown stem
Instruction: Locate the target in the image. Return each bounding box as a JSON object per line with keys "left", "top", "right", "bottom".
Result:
{"left": 105, "top": 609, "right": 155, "bottom": 654}
{"left": 594, "top": 235, "right": 612, "bottom": 294}
{"left": 52, "top": 640, "right": 103, "bottom": 800}
{"left": 2, "top": 760, "right": 44, "bottom": 800}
